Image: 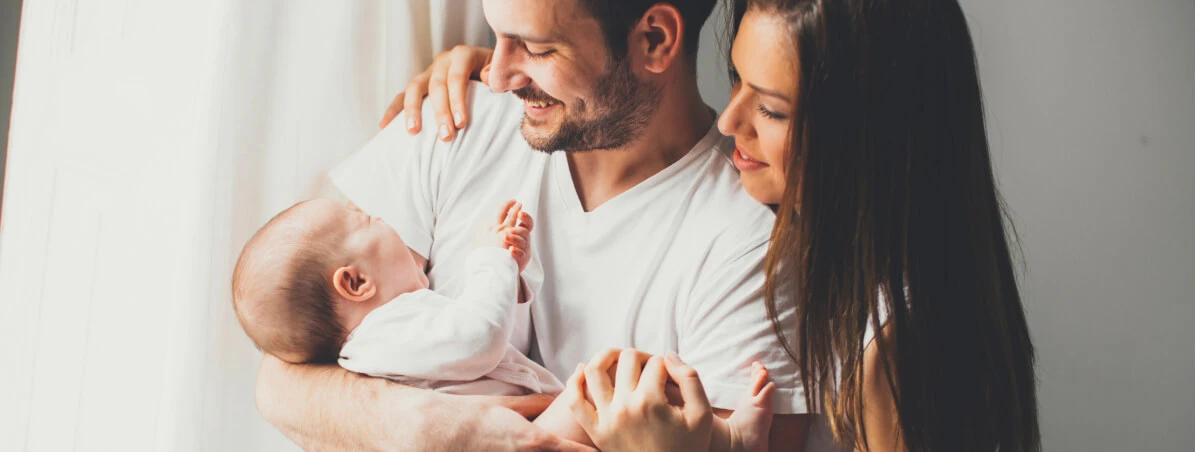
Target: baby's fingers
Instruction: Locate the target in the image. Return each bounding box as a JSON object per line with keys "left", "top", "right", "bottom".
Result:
{"left": 510, "top": 247, "right": 527, "bottom": 263}
{"left": 495, "top": 200, "right": 518, "bottom": 225}
{"left": 504, "top": 232, "right": 528, "bottom": 250}
{"left": 510, "top": 225, "right": 530, "bottom": 241}
{"left": 502, "top": 202, "right": 522, "bottom": 228}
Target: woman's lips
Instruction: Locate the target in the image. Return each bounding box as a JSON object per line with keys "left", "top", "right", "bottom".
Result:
{"left": 732, "top": 145, "right": 769, "bottom": 172}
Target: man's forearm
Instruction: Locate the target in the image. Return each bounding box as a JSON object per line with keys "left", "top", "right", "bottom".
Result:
{"left": 257, "top": 354, "right": 585, "bottom": 451}
{"left": 256, "top": 354, "right": 441, "bottom": 450}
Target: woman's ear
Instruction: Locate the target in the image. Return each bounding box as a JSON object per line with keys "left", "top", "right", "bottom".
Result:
{"left": 632, "top": 3, "right": 685, "bottom": 74}
{"left": 332, "top": 266, "right": 377, "bottom": 302}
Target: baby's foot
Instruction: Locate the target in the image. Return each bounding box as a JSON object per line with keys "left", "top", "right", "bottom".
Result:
{"left": 726, "top": 362, "right": 775, "bottom": 452}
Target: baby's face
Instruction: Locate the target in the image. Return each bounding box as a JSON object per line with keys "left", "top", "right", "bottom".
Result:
{"left": 304, "top": 199, "right": 428, "bottom": 299}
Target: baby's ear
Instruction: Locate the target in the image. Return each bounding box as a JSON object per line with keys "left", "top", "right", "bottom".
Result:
{"left": 332, "top": 266, "right": 377, "bottom": 302}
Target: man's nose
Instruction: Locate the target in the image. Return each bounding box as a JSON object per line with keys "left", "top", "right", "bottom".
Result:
{"left": 486, "top": 47, "right": 532, "bottom": 92}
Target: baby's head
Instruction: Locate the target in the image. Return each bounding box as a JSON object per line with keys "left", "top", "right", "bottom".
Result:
{"left": 232, "top": 199, "right": 428, "bottom": 364}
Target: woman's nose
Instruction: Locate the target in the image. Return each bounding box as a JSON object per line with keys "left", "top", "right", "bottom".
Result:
{"left": 715, "top": 83, "right": 753, "bottom": 137}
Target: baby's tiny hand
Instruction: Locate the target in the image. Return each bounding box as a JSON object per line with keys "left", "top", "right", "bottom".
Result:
{"left": 476, "top": 200, "right": 534, "bottom": 273}
{"left": 504, "top": 211, "right": 533, "bottom": 273}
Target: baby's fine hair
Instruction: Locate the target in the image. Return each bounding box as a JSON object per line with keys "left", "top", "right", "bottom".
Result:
{"left": 232, "top": 201, "right": 347, "bottom": 364}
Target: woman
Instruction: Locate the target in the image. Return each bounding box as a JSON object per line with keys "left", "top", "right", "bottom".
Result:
{"left": 391, "top": 0, "right": 1040, "bottom": 450}
{"left": 705, "top": 0, "right": 1041, "bottom": 450}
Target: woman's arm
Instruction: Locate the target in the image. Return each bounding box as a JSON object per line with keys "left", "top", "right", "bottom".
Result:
{"left": 766, "top": 414, "right": 812, "bottom": 452}
{"left": 255, "top": 354, "right": 588, "bottom": 451}
{"left": 712, "top": 409, "right": 812, "bottom": 452}
{"left": 862, "top": 326, "right": 904, "bottom": 452}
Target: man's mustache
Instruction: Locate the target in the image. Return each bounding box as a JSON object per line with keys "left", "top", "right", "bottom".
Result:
{"left": 513, "top": 86, "right": 560, "bottom": 105}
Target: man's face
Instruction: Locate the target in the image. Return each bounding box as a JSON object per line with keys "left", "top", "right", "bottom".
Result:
{"left": 482, "top": 0, "right": 662, "bottom": 152}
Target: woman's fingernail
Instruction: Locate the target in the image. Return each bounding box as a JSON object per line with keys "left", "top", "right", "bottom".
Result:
{"left": 439, "top": 125, "right": 450, "bottom": 139}
{"left": 666, "top": 350, "right": 683, "bottom": 364}
{"left": 407, "top": 115, "right": 416, "bottom": 130}
{"left": 454, "top": 112, "right": 464, "bottom": 126}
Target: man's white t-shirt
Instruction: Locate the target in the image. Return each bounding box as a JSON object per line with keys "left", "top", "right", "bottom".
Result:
{"left": 331, "top": 82, "right": 807, "bottom": 413}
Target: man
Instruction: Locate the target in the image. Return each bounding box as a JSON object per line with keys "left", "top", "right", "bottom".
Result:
{"left": 255, "top": 1, "right": 815, "bottom": 449}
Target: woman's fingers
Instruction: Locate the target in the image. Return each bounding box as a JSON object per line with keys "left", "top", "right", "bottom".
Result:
{"left": 386, "top": 45, "right": 492, "bottom": 134}
{"left": 400, "top": 72, "right": 431, "bottom": 132}
{"left": 636, "top": 356, "right": 670, "bottom": 404}
{"left": 565, "top": 364, "right": 601, "bottom": 434}
{"left": 584, "top": 349, "right": 620, "bottom": 410}
{"left": 613, "top": 349, "right": 649, "bottom": 397}
{"left": 380, "top": 92, "right": 405, "bottom": 129}
{"left": 479, "top": 62, "right": 493, "bottom": 89}
{"left": 664, "top": 351, "right": 711, "bottom": 422}
{"left": 445, "top": 45, "right": 489, "bottom": 129}
{"left": 426, "top": 74, "right": 454, "bottom": 141}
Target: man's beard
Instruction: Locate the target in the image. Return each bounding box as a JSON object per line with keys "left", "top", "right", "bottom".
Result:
{"left": 514, "top": 58, "right": 662, "bottom": 153}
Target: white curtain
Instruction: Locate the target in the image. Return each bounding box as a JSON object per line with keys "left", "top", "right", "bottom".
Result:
{"left": 0, "top": 1, "right": 489, "bottom": 450}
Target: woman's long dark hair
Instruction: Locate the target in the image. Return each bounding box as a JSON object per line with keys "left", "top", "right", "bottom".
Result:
{"left": 729, "top": 0, "right": 1041, "bottom": 450}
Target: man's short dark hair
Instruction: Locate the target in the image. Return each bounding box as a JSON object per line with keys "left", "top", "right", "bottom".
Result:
{"left": 578, "top": 0, "right": 718, "bottom": 68}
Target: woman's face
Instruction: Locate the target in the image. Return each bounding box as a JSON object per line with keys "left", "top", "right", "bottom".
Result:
{"left": 717, "top": 10, "right": 800, "bottom": 205}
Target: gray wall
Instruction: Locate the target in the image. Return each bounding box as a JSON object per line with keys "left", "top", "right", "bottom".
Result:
{"left": 0, "top": 0, "right": 19, "bottom": 217}
{"left": 695, "top": 1, "right": 1194, "bottom": 450}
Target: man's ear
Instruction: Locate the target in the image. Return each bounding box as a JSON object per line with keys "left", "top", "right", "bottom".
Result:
{"left": 332, "top": 266, "right": 377, "bottom": 302}
{"left": 631, "top": 3, "right": 685, "bottom": 74}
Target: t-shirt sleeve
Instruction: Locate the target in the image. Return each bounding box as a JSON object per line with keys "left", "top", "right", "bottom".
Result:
{"left": 678, "top": 239, "right": 810, "bottom": 414}
{"left": 328, "top": 113, "right": 444, "bottom": 259}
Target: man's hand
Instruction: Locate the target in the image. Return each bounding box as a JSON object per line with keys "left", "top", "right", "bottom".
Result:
{"left": 380, "top": 45, "right": 494, "bottom": 141}
{"left": 463, "top": 392, "right": 556, "bottom": 420}
{"left": 455, "top": 395, "right": 596, "bottom": 451}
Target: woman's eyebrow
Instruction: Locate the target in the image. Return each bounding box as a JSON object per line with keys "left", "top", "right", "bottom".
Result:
{"left": 748, "top": 82, "right": 793, "bottom": 102}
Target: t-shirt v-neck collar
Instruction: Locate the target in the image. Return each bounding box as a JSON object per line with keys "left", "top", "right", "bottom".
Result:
{"left": 551, "top": 122, "right": 724, "bottom": 217}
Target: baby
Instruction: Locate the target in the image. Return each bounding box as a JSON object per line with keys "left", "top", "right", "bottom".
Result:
{"left": 232, "top": 198, "right": 776, "bottom": 451}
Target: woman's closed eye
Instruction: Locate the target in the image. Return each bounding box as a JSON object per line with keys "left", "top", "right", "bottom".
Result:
{"left": 757, "top": 104, "right": 786, "bottom": 120}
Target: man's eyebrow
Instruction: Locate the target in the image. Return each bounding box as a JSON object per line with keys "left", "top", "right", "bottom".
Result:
{"left": 500, "top": 32, "right": 557, "bottom": 44}
{"left": 748, "top": 82, "right": 793, "bottom": 103}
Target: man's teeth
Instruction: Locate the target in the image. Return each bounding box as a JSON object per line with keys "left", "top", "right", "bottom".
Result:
{"left": 527, "top": 100, "right": 553, "bottom": 108}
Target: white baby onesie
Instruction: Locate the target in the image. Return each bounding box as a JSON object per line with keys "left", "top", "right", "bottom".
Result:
{"left": 338, "top": 247, "right": 562, "bottom": 395}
